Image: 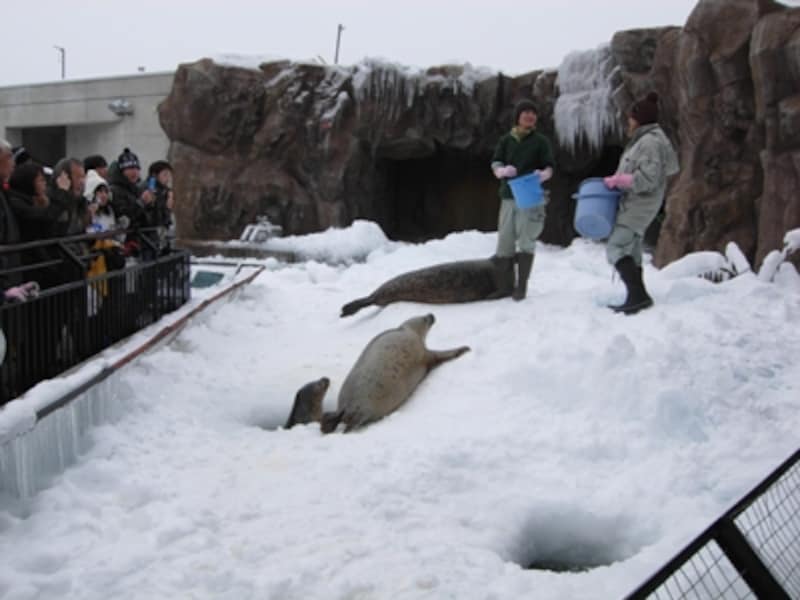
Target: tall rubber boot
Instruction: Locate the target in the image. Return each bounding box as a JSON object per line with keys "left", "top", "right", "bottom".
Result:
{"left": 487, "top": 255, "right": 515, "bottom": 299}
{"left": 513, "top": 252, "right": 534, "bottom": 301}
{"left": 610, "top": 256, "right": 653, "bottom": 314}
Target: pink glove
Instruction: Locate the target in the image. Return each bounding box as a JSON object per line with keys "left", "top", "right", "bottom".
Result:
{"left": 533, "top": 167, "right": 552, "bottom": 182}
{"left": 4, "top": 281, "right": 40, "bottom": 303}
{"left": 604, "top": 173, "right": 634, "bottom": 189}
{"left": 493, "top": 165, "right": 517, "bottom": 179}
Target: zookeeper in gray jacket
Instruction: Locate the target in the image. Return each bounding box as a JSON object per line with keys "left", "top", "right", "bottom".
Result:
{"left": 603, "top": 92, "right": 678, "bottom": 315}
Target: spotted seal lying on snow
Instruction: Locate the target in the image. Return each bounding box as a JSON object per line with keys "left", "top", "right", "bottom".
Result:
{"left": 340, "top": 256, "right": 514, "bottom": 317}
{"left": 284, "top": 377, "right": 330, "bottom": 429}
{"left": 321, "top": 314, "right": 469, "bottom": 433}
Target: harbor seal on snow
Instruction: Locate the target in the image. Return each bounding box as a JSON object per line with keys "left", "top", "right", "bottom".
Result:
{"left": 321, "top": 314, "right": 469, "bottom": 433}
{"left": 340, "top": 256, "right": 514, "bottom": 317}
{"left": 284, "top": 377, "right": 330, "bottom": 428}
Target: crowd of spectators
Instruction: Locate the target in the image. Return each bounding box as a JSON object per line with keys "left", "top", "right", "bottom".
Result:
{"left": 0, "top": 140, "right": 175, "bottom": 303}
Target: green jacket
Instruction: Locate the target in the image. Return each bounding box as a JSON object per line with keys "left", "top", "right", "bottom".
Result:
{"left": 615, "top": 124, "right": 679, "bottom": 234}
{"left": 491, "top": 128, "right": 555, "bottom": 200}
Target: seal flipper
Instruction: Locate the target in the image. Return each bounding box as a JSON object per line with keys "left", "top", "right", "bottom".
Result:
{"left": 341, "top": 295, "right": 375, "bottom": 318}
{"left": 320, "top": 410, "right": 344, "bottom": 433}
{"left": 427, "top": 345, "right": 471, "bottom": 369}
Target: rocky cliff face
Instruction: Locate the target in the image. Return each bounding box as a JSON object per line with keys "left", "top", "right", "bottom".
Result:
{"left": 159, "top": 0, "right": 800, "bottom": 270}
{"left": 651, "top": 0, "right": 799, "bottom": 269}
{"left": 160, "top": 59, "right": 557, "bottom": 244}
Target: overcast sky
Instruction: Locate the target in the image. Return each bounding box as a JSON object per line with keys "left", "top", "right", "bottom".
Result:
{"left": 2, "top": 0, "right": 799, "bottom": 86}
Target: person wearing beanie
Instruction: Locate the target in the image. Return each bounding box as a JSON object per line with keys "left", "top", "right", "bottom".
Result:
{"left": 117, "top": 147, "right": 140, "bottom": 172}
{"left": 489, "top": 98, "right": 555, "bottom": 301}
{"left": 602, "top": 91, "right": 679, "bottom": 314}
{"left": 108, "top": 147, "right": 149, "bottom": 224}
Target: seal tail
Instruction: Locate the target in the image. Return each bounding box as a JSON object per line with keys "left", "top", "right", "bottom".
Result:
{"left": 320, "top": 410, "right": 344, "bottom": 434}
{"left": 340, "top": 296, "right": 374, "bottom": 318}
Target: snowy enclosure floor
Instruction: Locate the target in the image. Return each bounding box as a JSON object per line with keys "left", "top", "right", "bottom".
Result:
{"left": 0, "top": 225, "right": 798, "bottom": 600}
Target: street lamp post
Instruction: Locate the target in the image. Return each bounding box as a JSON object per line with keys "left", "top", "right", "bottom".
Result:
{"left": 53, "top": 45, "right": 65, "bottom": 80}
{"left": 334, "top": 24, "right": 345, "bottom": 65}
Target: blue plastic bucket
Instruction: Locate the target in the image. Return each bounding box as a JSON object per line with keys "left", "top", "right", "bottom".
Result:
{"left": 507, "top": 173, "right": 543, "bottom": 208}
{"left": 573, "top": 177, "right": 622, "bottom": 240}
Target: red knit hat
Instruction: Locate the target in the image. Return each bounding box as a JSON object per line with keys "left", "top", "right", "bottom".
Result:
{"left": 630, "top": 92, "right": 659, "bottom": 126}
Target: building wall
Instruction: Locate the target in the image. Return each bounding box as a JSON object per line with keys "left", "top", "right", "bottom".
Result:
{"left": 0, "top": 72, "right": 174, "bottom": 169}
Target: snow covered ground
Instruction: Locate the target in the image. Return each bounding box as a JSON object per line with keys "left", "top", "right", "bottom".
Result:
{"left": 0, "top": 222, "right": 798, "bottom": 599}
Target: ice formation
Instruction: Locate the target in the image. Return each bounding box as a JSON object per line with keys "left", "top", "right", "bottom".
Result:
{"left": 554, "top": 44, "right": 621, "bottom": 153}
{"left": 0, "top": 376, "right": 125, "bottom": 501}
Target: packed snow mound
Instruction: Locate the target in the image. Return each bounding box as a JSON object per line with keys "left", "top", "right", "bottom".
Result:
{"left": 263, "top": 219, "right": 398, "bottom": 264}
{"left": 785, "top": 228, "right": 800, "bottom": 254}
{"left": 759, "top": 227, "right": 800, "bottom": 283}
{"left": 660, "top": 242, "right": 753, "bottom": 283}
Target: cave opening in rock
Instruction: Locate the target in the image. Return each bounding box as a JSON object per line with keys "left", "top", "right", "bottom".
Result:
{"left": 586, "top": 145, "right": 624, "bottom": 179}
{"left": 376, "top": 148, "right": 499, "bottom": 242}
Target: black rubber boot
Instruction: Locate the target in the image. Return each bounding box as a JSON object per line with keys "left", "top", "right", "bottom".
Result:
{"left": 512, "top": 252, "right": 534, "bottom": 301}
{"left": 611, "top": 256, "right": 653, "bottom": 314}
{"left": 487, "top": 255, "right": 514, "bottom": 299}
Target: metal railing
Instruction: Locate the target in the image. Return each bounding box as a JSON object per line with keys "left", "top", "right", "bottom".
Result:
{"left": 626, "top": 448, "right": 800, "bottom": 599}
{"left": 1, "top": 229, "right": 190, "bottom": 405}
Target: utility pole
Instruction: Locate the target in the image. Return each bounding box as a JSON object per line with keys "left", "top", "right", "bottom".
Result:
{"left": 334, "top": 24, "right": 345, "bottom": 65}
{"left": 53, "top": 45, "right": 65, "bottom": 80}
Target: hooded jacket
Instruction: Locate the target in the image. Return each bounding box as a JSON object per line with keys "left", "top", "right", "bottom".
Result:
{"left": 614, "top": 124, "right": 679, "bottom": 234}
{"left": 84, "top": 169, "right": 117, "bottom": 232}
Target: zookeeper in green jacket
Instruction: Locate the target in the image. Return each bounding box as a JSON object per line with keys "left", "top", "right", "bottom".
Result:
{"left": 490, "top": 99, "right": 555, "bottom": 301}
{"left": 603, "top": 92, "right": 679, "bottom": 315}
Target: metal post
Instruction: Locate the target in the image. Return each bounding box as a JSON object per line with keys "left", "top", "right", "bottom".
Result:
{"left": 334, "top": 24, "right": 345, "bottom": 64}
{"left": 53, "top": 45, "right": 65, "bottom": 79}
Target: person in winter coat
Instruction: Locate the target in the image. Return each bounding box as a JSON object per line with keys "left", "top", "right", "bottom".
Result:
{"left": 84, "top": 169, "right": 126, "bottom": 272}
{"left": 108, "top": 148, "right": 159, "bottom": 257}
{"left": 108, "top": 147, "right": 153, "bottom": 225}
{"left": 0, "top": 140, "right": 27, "bottom": 296}
{"left": 490, "top": 99, "right": 555, "bottom": 301}
{"left": 603, "top": 92, "right": 679, "bottom": 314}
{"left": 6, "top": 163, "right": 68, "bottom": 291}
{"left": 145, "top": 160, "right": 174, "bottom": 228}
{"left": 48, "top": 157, "right": 88, "bottom": 238}
{"left": 84, "top": 169, "right": 117, "bottom": 232}
{"left": 7, "top": 163, "right": 62, "bottom": 243}
{"left": 144, "top": 160, "right": 175, "bottom": 254}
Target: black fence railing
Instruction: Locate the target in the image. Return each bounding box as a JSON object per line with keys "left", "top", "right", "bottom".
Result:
{"left": 626, "top": 448, "right": 800, "bottom": 600}
{"left": 1, "top": 229, "right": 190, "bottom": 405}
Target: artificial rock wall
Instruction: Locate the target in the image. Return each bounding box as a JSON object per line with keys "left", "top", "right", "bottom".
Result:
{"left": 159, "top": 0, "right": 800, "bottom": 269}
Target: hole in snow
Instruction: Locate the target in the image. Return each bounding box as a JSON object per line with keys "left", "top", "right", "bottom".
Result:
{"left": 507, "top": 506, "right": 647, "bottom": 573}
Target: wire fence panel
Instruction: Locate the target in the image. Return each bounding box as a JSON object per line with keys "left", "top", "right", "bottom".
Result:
{"left": 735, "top": 459, "right": 800, "bottom": 598}
{"left": 627, "top": 449, "right": 800, "bottom": 600}
{"left": 641, "top": 540, "right": 755, "bottom": 600}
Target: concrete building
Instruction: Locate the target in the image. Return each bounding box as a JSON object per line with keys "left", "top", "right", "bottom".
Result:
{"left": 0, "top": 72, "right": 174, "bottom": 169}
